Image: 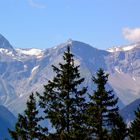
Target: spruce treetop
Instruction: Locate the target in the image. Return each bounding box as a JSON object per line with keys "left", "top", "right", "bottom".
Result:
{"left": 38, "top": 46, "right": 88, "bottom": 139}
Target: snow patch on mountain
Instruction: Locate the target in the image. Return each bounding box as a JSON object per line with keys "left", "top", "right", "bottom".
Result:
{"left": 107, "top": 43, "right": 139, "bottom": 52}
{"left": 0, "top": 48, "right": 15, "bottom": 56}
{"left": 28, "top": 65, "right": 40, "bottom": 81}
{"left": 16, "top": 48, "right": 43, "bottom": 57}
{"left": 19, "top": 93, "right": 23, "bottom": 98}
{"left": 24, "top": 65, "right": 28, "bottom": 69}
{"left": 123, "top": 45, "right": 137, "bottom": 51}
{"left": 115, "top": 67, "right": 121, "bottom": 73}
{"left": 31, "top": 65, "right": 39, "bottom": 73}
{"left": 132, "top": 76, "right": 136, "bottom": 81}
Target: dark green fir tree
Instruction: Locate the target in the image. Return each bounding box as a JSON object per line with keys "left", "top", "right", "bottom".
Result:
{"left": 129, "top": 105, "right": 140, "bottom": 139}
{"left": 87, "top": 68, "right": 127, "bottom": 140}
{"left": 109, "top": 112, "right": 128, "bottom": 140}
{"left": 9, "top": 93, "right": 48, "bottom": 140}
{"left": 38, "top": 46, "right": 88, "bottom": 140}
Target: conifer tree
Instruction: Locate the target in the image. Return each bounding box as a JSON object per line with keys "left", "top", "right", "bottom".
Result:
{"left": 129, "top": 105, "right": 140, "bottom": 139}
{"left": 38, "top": 46, "right": 88, "bottom": 140}
{"left": 87, "top": 68, "right": 126, "bottom": 140}
{"left": 9, "top": 93, "right": 48, "bottom": 140}
{"left": 109, "top": 112, "right": 128, "bottom": 140}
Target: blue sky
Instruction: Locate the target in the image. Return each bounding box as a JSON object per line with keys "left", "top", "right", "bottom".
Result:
{"left": 0, "top": 0, "right": 140, "bottom": 49}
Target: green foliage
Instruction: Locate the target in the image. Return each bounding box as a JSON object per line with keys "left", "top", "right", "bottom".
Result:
{"left": 9, "top": 93, "right": 48, "bottom": 140}
{"left": 109, "top": 112, "right": 128, "bottom": 140}
{"left": 38, "top": 46, "right": 88, "bottom": 140}
{"left": 129, "top": 105, "right": 140, "bottom": 139}
{"left": 87, "top": 68, "right": 127, "bottom": 140}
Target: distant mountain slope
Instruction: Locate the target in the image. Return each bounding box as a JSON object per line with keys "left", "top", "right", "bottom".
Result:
{"left": 107, "top": 44, "right": 140, "bottom": 105}
{"left": 120, "top": 98, "right": 140, "bottom": 123}
{"left": 0, "top": 34, "right": 140, "bottom": 116}
{"left": 0, "top": 105, "right": 16, "bottom": 139}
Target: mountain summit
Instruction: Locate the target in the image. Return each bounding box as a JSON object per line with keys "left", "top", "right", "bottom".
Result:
{"left": 0, "top": 34, "right": 14, "bottom": 50}
{"left": 0, "top": 34, "right": 139, "bottom": 116}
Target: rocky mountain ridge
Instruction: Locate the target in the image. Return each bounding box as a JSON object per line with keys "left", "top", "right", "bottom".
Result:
{"left": 0, "top": 34, "right": 140, "bottom": 115}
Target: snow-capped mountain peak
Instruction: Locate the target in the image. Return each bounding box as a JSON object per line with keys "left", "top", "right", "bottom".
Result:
{"left": 15, "top": 48, "right": 43, "bottom": 57}
{"left": 107, "top": 42, "right": 140, "bottom": 52}
{"left": 0, "top": 34, "right": 140, "bottom": 118}
{"left": 0, "top": 34, "right": 17, "bottom": 58}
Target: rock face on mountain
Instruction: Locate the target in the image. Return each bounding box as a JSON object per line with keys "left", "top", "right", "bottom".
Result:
{"left": 107, "top": 44, "right": 140, "bottom": 105}
{"left": 0, "top": 105, "right": 16, "bottom": 139}
{"left": 0, "top": 35, "right": 140, "bottom": 115}
{"left": 0, "top": 34, "right": 13, "bottom": 50}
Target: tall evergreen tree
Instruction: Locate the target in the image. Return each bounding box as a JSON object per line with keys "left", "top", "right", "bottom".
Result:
{"left": 38, "top": 46, "right": 88, "bottom": 140}
{"left": 129, "top": 105, "right": 140, "bottom": 139}
{"left": 109, "top": 112, "right": 128, "bottom": 140}
{"left": 9, "top": 93, "right": 48, "bottom": 140}
{"left": 87, "top": 68, "right": 126, "bottom": 140}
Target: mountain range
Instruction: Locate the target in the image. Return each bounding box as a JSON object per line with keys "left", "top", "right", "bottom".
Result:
{"left": 0, "top": 34, "right": 140, "bottom": 121}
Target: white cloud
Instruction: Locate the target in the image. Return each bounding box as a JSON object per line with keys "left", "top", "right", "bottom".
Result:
{"left": 28, "top": 0, "right": 46, "bottom": 9}
{"left": 123, "top": 27, "right": 140, "bottom": 42}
